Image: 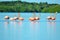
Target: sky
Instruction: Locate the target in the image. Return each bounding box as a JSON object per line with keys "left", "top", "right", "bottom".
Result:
{"left": 0, "top": 0, "right": 60, "bottom": 4}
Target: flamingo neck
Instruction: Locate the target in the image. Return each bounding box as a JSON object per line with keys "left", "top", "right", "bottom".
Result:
{"left": 18, "top": 13, "right": 20, "bottom": 18}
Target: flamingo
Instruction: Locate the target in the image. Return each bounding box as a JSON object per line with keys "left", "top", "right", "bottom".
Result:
{"left": 10, "top": 18, "right": 14, "bottom": 21}
{"left": 29, "top": 13, "right": 35, "bottom": 21}
{"left": 47, "top": 12, "right": 57, "bottom": 20}
{"left": 51, "top": 12, "right": 57, "bottom": 20}
{"left": 4, "top": 16, "right": 9, "bottom": 19}
{"left": 13, "top": 17, "right": 18, "bottom": 20}
{"left": 47, "top": 16, "right": 52, "bottom": 20}
{"left": 10, "top": 15, "right": 18, "bottom": 21}
{"left": 18, "top": 13, "right": 24, "bottom": 21}
{"left": 34, "top": 13, "right": 40, "bottom": 20}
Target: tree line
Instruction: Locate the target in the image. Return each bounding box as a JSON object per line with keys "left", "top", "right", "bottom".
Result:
{"left": 0, "top": 1, "right": 60, "bottom": 13}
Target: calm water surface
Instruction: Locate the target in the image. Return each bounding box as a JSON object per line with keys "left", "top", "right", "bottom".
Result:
{"left": 0, "top": 12, "right": 60, "bottom": 40}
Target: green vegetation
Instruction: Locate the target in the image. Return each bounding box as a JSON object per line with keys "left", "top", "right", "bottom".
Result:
{"left": 0, "top": 1, "right": 60, "bottom": 12}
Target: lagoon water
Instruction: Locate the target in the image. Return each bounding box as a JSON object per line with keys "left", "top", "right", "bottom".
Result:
{"left": 0, "top": 12, "right": 60, "bottom": 40}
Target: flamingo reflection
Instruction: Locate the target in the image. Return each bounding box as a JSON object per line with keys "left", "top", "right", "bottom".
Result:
{"left": 47, "top": 21, "right": 56, "bottom": 40}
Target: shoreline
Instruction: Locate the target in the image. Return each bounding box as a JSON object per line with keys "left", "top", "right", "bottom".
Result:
{"left": 0, "top": 12, "right": 59, "bottom": 13}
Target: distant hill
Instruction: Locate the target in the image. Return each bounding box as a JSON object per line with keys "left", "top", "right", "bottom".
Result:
{"left": 0, "top": 1, "right": 60, "bottom": 13}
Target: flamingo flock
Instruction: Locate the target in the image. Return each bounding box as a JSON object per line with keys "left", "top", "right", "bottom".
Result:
{"left": 4, "top": 12, "right": 57, "bottom": 21}
{"left": 4, "top": 13, "right": 24, "bottom": 21}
